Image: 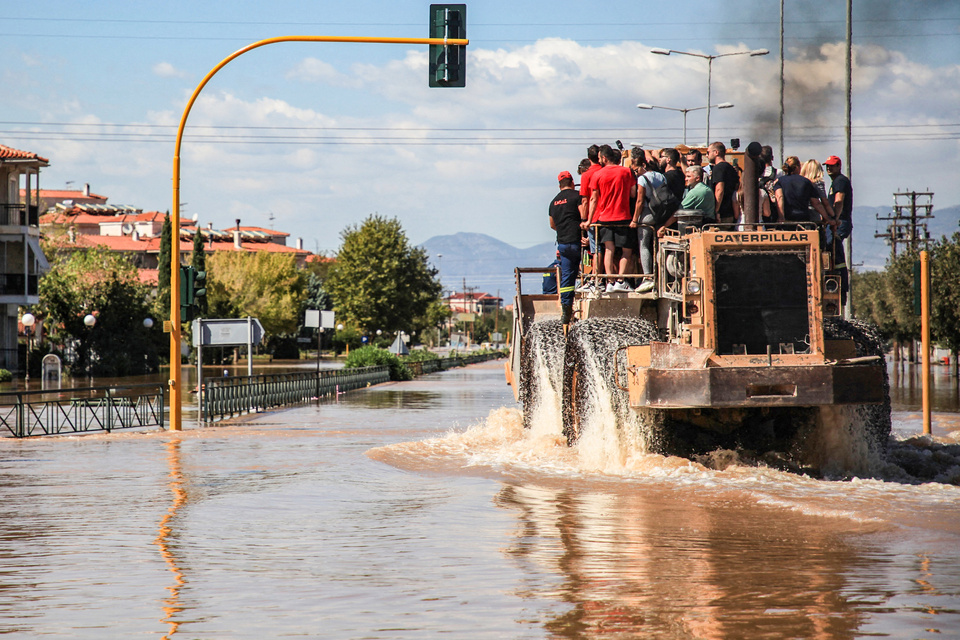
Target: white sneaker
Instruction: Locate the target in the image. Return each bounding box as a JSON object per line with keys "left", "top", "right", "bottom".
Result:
{"left": 637, "top": 280, "right": 655, "bottom": 293}
{"left": 575, "top": 282, "right": 594, "bottom": 293}
{"left": 605, "top": 282, "right": 616, "bottom": 293}
{"left": 611, "top": 280, "right": 632, "bottom": 292}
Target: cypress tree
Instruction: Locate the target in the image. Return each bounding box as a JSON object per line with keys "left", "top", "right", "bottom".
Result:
{"left": 156, "top": 212, "right": 172, "bottom": 319}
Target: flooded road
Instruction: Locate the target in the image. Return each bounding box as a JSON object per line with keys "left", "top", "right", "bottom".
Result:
{"left": 1, "top": 361, "right": 959, "bottom": 638}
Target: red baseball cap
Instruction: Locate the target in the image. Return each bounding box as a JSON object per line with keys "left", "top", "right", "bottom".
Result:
{"left": 824, "top": 155, "right": 842, "bottom": 166}
{"left": 557, "top": 170, "right": 573, "bottom": 182}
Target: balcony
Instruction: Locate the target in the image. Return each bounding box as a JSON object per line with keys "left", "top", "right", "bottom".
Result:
{"left": 0, "top": 204, "right": 40, "bottom": 227}
{"left": 0, "top": 274, "right": 38, "bottom": 296}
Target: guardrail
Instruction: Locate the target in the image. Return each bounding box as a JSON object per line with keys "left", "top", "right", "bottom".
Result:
{"left": 404, "top": 353, "right": 505, "bottom": 376}
{"left": 202, "top": 365, "right": 391, "bottom": 423}
{"left": 0, "top": 383, "right": 166, "bottom": 438}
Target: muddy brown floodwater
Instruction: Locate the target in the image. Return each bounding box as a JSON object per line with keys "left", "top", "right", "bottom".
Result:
{"left": 0, "top": 361, "right": 958, "bottom": 638}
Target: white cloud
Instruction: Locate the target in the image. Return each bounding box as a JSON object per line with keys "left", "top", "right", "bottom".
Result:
{"left": 152, "top": 62, "right": 187, "bottom": 78}
{"left": 286, "top": 58, "right": 361, "bottom": 88}
{"left": 30, "top": 38, "right": 960, "bottom": 257}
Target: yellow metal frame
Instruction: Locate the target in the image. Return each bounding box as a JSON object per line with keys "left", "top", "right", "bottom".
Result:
{"left": 169, "top": 35, "right": 469, "bottom": 430}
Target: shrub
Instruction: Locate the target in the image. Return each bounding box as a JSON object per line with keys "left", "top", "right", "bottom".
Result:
{"left": 344, "top": 345, "right": 411, "bottom": 381}
{"left": 0, "top": 369, "right": 11, "bottom": 383}
{"left": 403, "top": 348, "right": 439, "bottom": 363}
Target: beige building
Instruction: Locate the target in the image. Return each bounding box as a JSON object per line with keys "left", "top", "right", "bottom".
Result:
{"left": 0, "top": 144, "right": 50, "bottom": 373}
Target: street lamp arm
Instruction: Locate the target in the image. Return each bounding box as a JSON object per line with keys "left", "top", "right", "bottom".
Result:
{"left": 651, "top": 47, "right": 769, "bottom": 61}
{"left": 650, "top": 47, "right": 710, "bottom": 60}
{"left": 638, "top": 103, "right": 734, "bottom": 114}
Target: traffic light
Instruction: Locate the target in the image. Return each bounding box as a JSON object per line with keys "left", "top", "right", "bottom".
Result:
{"left": 178, "top": 266, "right": 207, "bottom": 322}
{"left": 179, "top": 265, "right": 194, "bottom": 323}
{"left": 193, "top": 269, "right": 207, "bottom": 314}
{"left": 429, "top": 4, "right": 466, "bottom": 87}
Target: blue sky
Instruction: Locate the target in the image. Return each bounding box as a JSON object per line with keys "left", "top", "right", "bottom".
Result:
{"left": 4, "top": 1, "right": 959, "bottom": 256}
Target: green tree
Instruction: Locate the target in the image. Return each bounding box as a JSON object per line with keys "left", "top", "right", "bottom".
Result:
{"left": 206, "top": 251, "right": 305, "bottom": 335}
{"left": 885, "top": 249, "right": 922, "bottom": 346}
{"left": 851, "top": 270, "right": 899, "bottom": 340}
{"left": 191, "top": 228, "right": 208, "bottom": 316}
{"left": 931, "top": 233, "right": 960, "bottom": 376}
{"left": 155, "top": 212, "right": 172, "bottom": 319}
{"left": 326, "top": 215, "right": 442, "bottom": 334}
{"left": 37, "top": 248, "right": 162, "bottom": 376}
{"left": 301, "top": 271, "right": 331, "bottom": 316}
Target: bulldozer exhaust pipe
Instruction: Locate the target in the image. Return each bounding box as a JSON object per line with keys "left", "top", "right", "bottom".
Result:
{"left": 742, "top": 141, "right": 762, "bottom": 226}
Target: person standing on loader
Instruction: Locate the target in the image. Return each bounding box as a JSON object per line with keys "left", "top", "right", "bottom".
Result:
{"left": 549, "top": 170, "right": 582, "bottom": 324}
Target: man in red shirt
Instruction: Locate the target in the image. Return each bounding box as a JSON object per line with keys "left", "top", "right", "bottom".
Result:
{"left": 582, "top": 146, "right": 637, "bottom": 291}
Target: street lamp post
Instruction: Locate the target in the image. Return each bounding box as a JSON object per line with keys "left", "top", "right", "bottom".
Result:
{"left": 651, "top": 47, "right": 768, "bottom": 145}
{"left": 83, "top": 313, "right": 96, "bottom": 380}
{"left": 22, "top": 313, "right": 35, "bottom": 384}
{"left": 637, "top": 102, "right": 734, "bottom": 145}
{"left": 337, "top": 323, "right": 347, "bottom": 357}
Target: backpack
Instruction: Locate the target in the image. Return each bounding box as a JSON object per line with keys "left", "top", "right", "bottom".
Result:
{"left": 644, "top": 172, "right": 681, "bottom": 226}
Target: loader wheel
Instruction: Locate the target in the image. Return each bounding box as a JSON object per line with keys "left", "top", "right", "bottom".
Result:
{"left": 822, "top": 317, "right": 892, "bottom": 453}
{"left": 518, "top": 319, "right": 566, "bottom": 429}
{"left": 561, "top": 317, "right": 660, "bottom": 445}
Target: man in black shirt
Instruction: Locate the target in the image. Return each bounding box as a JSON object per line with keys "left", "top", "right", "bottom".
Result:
{"left": 660, "top": 148, "right": 685, "bottom": 200}
{"left": 707, "top": 141, "right": 740, "bottom": 223}
{"left": 825, "top": 155, "right": 853, "bottom": 306}
{"left": 549, "top": 171, "right": 582, "bottom": 323}
{"left": 824, "top": 155, "right": 852, "bottom": 239}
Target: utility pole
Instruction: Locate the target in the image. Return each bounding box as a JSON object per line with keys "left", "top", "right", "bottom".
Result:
{"left": 843, "top": 0, "right": 853, "bottom": 319}
{"left": 874, "top": 191, "right": 935, "bottom": 260}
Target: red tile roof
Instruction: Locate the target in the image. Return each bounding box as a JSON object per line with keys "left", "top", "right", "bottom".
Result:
{"left": 22, "top": 188, "right": 106, "bottom": 200}
{"left": 236, "top": 226, "right": 290, "bottom": 237}
{"left": 210, "top": 239, "right": 310, "bottom": 255}
{"left": 0, "top": 144, "right": 49, "bottom": 163}
{"left": 138, "top": 269, "right": 159, "bottom": 285}
{"left": 70, "top": 234, "right": 310, "bottom": 256}
{"left": 40, "top": 209, "right": 164, "bottom": 226}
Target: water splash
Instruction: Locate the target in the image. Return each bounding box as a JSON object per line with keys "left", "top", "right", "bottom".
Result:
{"left": 520, "top": 319, "right": 565, "bottom": 439}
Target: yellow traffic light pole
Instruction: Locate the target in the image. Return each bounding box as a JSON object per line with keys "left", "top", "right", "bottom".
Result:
{"left": 920, "top": 250, "right": 931, "bottom": 436}
{"left": 169, "top": 35, "right": 468, "bottom": 431}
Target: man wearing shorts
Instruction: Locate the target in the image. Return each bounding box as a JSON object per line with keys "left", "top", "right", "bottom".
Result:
{"left": 582, "top": 145, "right": 637, "bottom": 292}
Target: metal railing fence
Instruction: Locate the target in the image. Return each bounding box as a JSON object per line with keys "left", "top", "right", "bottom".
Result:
{"left": 404, "top": 353, "right": 504, "bottom": 376}
{"left": 0, "top": 382, "right": 166, "bottom": 438}
{"left": 202, "top": 365, "right": 390, "bottom": 423}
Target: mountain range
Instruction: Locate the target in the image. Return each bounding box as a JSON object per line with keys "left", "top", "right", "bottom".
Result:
{"left": 420, "top": 204, "right": 960, "bottom": 302}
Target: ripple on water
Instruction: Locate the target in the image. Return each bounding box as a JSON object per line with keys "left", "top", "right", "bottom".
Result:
{"left": 368, "top": 406, "right": 960, "bottom": 535}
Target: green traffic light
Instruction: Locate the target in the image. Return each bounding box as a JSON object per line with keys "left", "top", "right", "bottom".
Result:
{"left": 428, "top": 4, "right": 466, "bottom": 88}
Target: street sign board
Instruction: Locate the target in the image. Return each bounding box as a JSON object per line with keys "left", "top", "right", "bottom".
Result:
{"left": 305, "top": 309, "right": 320, "bottom": 328}
{"left": 192, "top": 317, "right": 265, "bottom": 347}
{"left": 321, "top": 310, "right": 335, "bottom": 329}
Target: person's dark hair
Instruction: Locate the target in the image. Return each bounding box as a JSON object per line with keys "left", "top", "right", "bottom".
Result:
{"left": 587, "top": 144, "right": 600, "bottom": 163}
{"left": 559, "top": 177, "right": 575, "bottom": 188}
{"left": 602, "top": 146, "right": 621, "bottom": 164}
{"left": 645, "top": 158, "right": 661, "bottom": 172}
{"left": 686, "top": 149, "right": 702, "bottom": 164}
{"left": 709, "top": 141, "right": 726, "bottom": 156}
{"left": 662, "top": 148, "right": 680, "bottom": 165}
{"left": 577, "top": 158, "right": 591, "bottom": 175}
{"left": 760, "top": 145, "right": 774, "bottom": 166}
